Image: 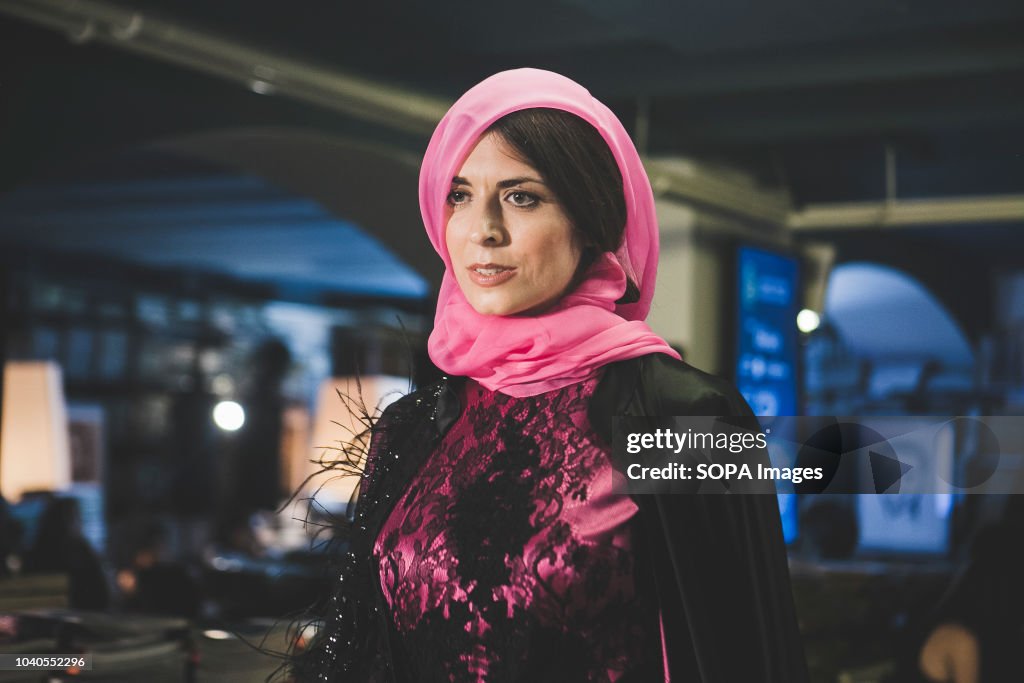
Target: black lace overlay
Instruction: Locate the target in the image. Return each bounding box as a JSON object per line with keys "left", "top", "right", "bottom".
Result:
{"left": 373, "top": 378, "right": 662, "bottom": 682}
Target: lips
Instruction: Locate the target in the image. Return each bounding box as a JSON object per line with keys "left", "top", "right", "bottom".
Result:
{"left": 467, "top": 263, "right": 517, "bottom": 286}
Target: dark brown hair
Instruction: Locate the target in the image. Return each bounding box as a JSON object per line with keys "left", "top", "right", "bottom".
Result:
{"left": 486, "top": 108, "right": 640, "bottom": 304}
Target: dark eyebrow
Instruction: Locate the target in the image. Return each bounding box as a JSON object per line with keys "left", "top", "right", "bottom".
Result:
{"left": 449, "top": 176, "right": 546, "bottom": 188}
{"left": 497, "top": 177, "right": 546, "bottom": 189}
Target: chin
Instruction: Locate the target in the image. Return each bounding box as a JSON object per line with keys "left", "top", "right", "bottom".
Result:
{"left": 470, "top": 301, "right": 521, "bottom": 316}
{"left": 463, "top": 292, "right": 529, "bottom": 317}
{"left": 471, "top": 297, "right": 562, "bottom": 318}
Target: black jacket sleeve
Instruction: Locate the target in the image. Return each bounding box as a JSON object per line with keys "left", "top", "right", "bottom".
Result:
{"left": 591, "top": 354, "right": 809, "bottom": 683}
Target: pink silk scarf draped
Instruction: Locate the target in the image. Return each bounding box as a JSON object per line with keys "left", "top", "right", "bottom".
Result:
{"left": 420, "top": 68, "right": 680, "bottom": 397}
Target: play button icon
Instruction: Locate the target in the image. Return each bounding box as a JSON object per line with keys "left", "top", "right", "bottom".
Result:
{"left": 868, "top": 450, "right": 913, "bottom": 493}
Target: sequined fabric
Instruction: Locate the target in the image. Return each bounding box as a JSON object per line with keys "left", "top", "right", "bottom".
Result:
{"left": 372, "top": 378, "right": 661, "bottom": 682}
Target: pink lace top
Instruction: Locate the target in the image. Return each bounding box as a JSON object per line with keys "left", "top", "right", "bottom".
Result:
{"left": 372, "top": 377, "right": 661, "bottom": 682}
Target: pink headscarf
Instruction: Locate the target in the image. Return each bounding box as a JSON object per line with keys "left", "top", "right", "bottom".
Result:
{"left": 421, "top": 68, "right": 680, "bottom": 397}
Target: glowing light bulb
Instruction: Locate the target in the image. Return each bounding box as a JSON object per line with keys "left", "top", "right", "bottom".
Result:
{"left": 797, "top": 309, "right": 821, "bottom": 334}
{"left": 213, "top": 401, "right": 245, "bottom": 431}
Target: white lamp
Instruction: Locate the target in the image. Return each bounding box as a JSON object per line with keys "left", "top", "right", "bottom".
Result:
{"left": 1, "top": 361, "right": 72, "bottom": 502}
{"left": 305, "top": 375, "right": 409, "bottom": 512}
{"left": 281, "top": 405, "right": 313, "bottom": 497}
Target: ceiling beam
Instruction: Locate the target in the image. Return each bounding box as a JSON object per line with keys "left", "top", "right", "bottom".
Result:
{"left": 789, "top": 194, "right": 1024, "bottom": 230}
{"left": 592, "top": 36, "right": 1024, "bottom": 99}
{"left": 647, "top": 157, "right": 790, "bottom": 229}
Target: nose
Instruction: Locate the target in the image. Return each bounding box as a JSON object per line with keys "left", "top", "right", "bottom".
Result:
{"left": 470, "top": 199, "right": 507, "bottom": 246}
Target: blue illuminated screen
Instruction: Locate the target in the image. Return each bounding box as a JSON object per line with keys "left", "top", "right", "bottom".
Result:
{"left": 855, "top": 418, "right": 955, "bottom": 555}
{"left": 735, "top": 246, "right": 800, "bottom": 543}
{"left": 735, "top": 247, "right": 799, "bottom": 417}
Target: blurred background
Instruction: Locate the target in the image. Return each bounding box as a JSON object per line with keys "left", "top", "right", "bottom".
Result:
{"left": 0, "top": 0, "right": 1022, "bottom": 680}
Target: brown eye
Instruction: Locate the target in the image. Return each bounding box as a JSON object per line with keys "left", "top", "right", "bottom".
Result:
{"left": 447, "top": 190, "right": 469, "bottom": 206}
{"left": 506, "top": 191, "right": 538, "bottom": 207}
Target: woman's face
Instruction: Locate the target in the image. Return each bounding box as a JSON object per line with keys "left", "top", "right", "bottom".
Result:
{"left": 445, "top": 133, "right": 581, "bottom": 317}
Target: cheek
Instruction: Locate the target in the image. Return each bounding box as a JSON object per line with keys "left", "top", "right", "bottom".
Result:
{"left": 532, "top": 230, "right": 581, "bottom": 284}
{"left": 559, "top": 249, "right": 583, "bottom": 286}
{"left": 444, "top": 215, "right": 464, "bottom": 262}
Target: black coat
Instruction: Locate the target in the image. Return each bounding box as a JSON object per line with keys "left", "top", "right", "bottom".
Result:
{"left": 299, "top": 354, "right": 808, "bottom": 682}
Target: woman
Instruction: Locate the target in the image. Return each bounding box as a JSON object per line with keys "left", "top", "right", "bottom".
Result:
{"left": 293, "top": 68, "right": 807, "bottom": 682}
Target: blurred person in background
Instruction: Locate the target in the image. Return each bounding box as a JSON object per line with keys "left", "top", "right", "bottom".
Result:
{"left": 290, "top": 69, "right": 807, "bottom": 683}
{"left": 23, "top": 497, "right": 109, "bottom": 610}
{"left": 116, "top": 519, "right": 202, "bottom": 619}
{"left": 231, "top": 338, "right": 292, "bottom": 515}
{"left": 0, "top": 494, "right": 23, "bottom": 575}
{"left": 899, "top": 522, "right": 1024, "bottom": 683}
{"left": 212, "top": 509, "right": 266, "bottom": 558}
